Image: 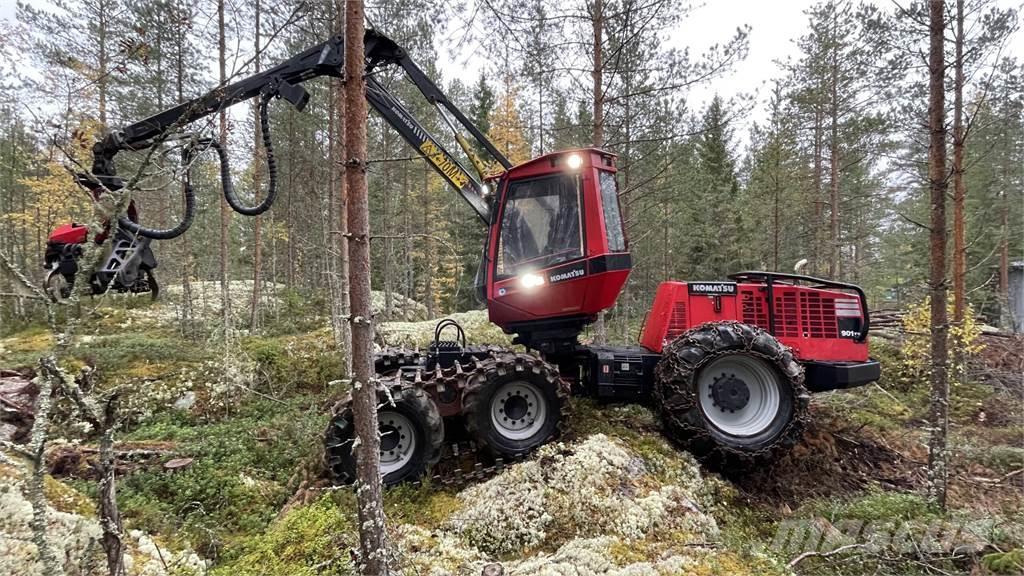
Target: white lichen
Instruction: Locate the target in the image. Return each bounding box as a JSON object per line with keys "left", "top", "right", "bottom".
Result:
{"left": 446, "top": 434, "right": 718, "bottom": 557}
{"left": 0, "top": 458, "right": 207, "bottom": 576}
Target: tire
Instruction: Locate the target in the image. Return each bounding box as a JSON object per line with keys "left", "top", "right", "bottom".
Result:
{"left": 463, "top": 353, "right": 567, "bottom": 458}
{"left": 324, "top": 381, "right": 444, "bottom": 486}
{"left": 654, "top": 321, "right": 808, "bottom": 466}
{"left": 44, "top": 268, "right": 71, "bottom": 303}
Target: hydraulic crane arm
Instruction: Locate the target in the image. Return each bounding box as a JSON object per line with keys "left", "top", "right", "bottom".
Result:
{"left": 89, "top": 29, "right": 506, "bottom": 226}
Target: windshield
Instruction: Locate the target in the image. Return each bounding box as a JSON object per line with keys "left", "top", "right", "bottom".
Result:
{"left": 497, "top": 174, "right": 582, "bottom": 277}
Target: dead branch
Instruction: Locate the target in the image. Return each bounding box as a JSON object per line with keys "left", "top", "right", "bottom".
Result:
{"left": 788, "top": 543, "right": 867, "bottom": 569}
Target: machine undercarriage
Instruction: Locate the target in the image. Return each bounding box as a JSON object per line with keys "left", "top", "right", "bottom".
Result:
{"left": 324, "top": 270, "right": 882, "bottom": 486}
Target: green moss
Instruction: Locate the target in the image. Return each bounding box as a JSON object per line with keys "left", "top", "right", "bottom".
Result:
{"left": 210, "top": 495, "right": 357, "bottom": 576}
{"left": 958, "top": 442, "right": 1024, "bottom": 475}
{"left": 0, "top": 326, "right": 54, "bottom": 368}
{"left": 43, "top": 475, "right": 97, "bottom": 517}
{"left": 117, "top": 396, "right": 329, "bottom": 558}
{"left": 242, "top": 332, "right": 342, "bottom": 393}
{"left": 383, "top": 482, "right": 462, "bottom": 529}
{"left": 694, "top": 550, "right": 787, "bottom": 576}
{"left": 983, "top": 548, "right": 1024, "bottom": 574}
{"left": 813, "top": 489, "right": 939, "bottom": 525}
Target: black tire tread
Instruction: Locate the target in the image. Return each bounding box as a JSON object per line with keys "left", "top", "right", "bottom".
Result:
{"left": 323, "top": 378, "right": 444, "bottom": 486}
{"left": 462, "top": 352, "right": 570, "bottom": 458}
{"left": 654, "top": 321, "right": 809, "bottom": 467}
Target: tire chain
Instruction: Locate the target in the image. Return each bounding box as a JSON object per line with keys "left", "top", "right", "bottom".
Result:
{"left": 325, "top": 347, "right": 572, "bottom": 488}
{"left": 653, "top": 321, "right": 810, "bottom": 464}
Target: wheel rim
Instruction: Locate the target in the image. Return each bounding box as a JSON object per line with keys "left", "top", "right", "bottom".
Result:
{"left": 490, "top": 380, "right": 547, "bottom": 440}
{"left": 45, "top": 270, "right": 69, "bottom": 302}
{"left": 697, "top": 354, "right": 782, "bottom": 437}
{"left": 378, "top": 410, "right": 416, "bottom": 475}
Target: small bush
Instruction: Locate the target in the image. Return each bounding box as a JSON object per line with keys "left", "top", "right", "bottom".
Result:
{"left": 242, "top": 332, "right": 342, "bottom": 393}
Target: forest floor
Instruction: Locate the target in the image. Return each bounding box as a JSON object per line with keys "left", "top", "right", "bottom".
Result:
{"left": 0, "top": 286, "right": 1022, "bottom": 576}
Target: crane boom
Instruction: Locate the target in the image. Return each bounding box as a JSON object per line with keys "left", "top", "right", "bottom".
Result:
{"left": 88, "top": 29, "right": 505, "bottom": 224}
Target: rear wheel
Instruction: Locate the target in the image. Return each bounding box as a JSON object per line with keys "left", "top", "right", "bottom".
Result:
{"left": 654, "top": 322, "right": 808, "bottom": 465}
{"left": 463, "top": 353, "right": 567, "bottom": 458}
{"left": 324, "top": 381, "right": 443, "bottom": 486}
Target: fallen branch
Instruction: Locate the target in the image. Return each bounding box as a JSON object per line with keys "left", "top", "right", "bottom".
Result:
{"left": 969, "top": 468, "right": 1024, "bottom": 486}
{"left": 788, "top": 543, "right": 867, "bottom": 569}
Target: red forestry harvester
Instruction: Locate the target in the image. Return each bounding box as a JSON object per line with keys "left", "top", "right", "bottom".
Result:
{"left": 51, "top": 30, "right": 880, "bottom": 484}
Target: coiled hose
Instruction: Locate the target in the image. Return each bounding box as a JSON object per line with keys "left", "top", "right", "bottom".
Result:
{"left": 119, "top": 92, "right": 278, "bottom": 239}
{"left": 117, "top": 160, "right": 197, "bottom": 240}
{"left": 222, "top": 92, "right": 277, "bottom": 216}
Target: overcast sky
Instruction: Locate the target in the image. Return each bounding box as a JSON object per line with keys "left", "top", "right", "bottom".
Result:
{"left": 2, "top": 0, "right": 1021, "bottom": 137}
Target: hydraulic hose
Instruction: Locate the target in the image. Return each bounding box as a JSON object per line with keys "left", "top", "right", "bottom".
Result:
{"left": 221, "top": 93, "right": 278, "bottom": 216}
{"left": 117, "top": 162, "right": 197, "bottom": 240}
{"left": 119, "top": 92, "right": 277, "bottom": 238}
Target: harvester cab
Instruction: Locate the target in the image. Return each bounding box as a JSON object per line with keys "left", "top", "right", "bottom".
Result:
{"left": 481, "top": 149, "right": 631, "bottom": 352}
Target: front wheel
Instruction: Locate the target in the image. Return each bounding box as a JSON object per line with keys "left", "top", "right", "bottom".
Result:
{"left": 44, "top": 268, "right": 71, "bottom": 302}
{"left": 654, "top": 322, "right": 808, "bottom": 466}
{"left": 324, "top": 381, "right": 444, "bottom": 486}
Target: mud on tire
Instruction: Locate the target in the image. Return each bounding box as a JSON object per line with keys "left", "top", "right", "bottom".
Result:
{"left": 324, "top": 378, "right": 444, "bottom": 486}
{"left": 654, "top": 321, "right": 809, "bottom": 467}
{"left": 462, "top": 353, "right": 570, "bottom": 458}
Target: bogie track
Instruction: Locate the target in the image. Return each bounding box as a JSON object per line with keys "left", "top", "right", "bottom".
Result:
{"left": 324, "top": 345, "right": 570, "bottom": 486}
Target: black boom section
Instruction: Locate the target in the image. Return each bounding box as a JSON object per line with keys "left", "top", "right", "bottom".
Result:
{"left": 89, "top": 29, "right": 502, "bottom": 223}
{"left": 365, "top": 77, "right": 490, "bottom": 223}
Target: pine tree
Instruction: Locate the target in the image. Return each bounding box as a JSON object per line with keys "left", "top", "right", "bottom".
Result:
{"left": 488, "top": 89, "right": 531, "bottom": 165}
{"left": 926, "top": 0, "right": 949, "bottom": 510}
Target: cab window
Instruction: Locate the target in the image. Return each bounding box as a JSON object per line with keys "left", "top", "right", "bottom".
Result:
{"left": 599, "top": 170, "right": 626, "bottom": 251}
{"left": 497, "top": 174, "right": 582, "bottom": 277}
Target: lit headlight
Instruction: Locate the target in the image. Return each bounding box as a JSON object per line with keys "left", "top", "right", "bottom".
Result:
{"left": 566, "top": 153, "right": 583, "bottom": 169}
{"left": 520, "top": 273, "right": 545, "bottom": 288}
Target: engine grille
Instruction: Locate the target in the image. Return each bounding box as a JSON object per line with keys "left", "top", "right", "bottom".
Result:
{"left": 800, "top": 291, "right": 839, "bottom": 338}
{"left": 665, "top": 301, "right": 688, "bottom": 341}
{"left": 740, "top": 289, "right": 768, "bottom": 329}
{"left": 773, "top": 291, "right": 799, "bottom": 337}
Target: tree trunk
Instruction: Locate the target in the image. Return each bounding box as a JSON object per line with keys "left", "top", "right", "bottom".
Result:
{"left": 812, "top": 107, "right": 823, "bottom": 276}
{"left": 97, "top": 399, "right": 124, "bottom": 576}
{"left": 344, "top": 1, "right": 388, "bottom": 572}
{"left": 382, "top": 128, "right": 393, "bottom": 319}
{"left": 97, "top": 0, "right": 108, "bottom": 127}
{"left": 952, "top": 0, "right": 966, "bottom": 380}
{"left": 333, "top": 0, "right": 350, "bottom": 377}
{"left": 217, "top": 0, "right": 231, "bottom": 326}
{"left": 926, "top": 0, "right": 949, "bottom": 510}
{"left": 828, "top": 33, "right": 841, "bottom": 279}
{"left": 423, "top": 162, "right": 434, "bottom": 318}
{"left": 176, "top": 27, "right": 195, "bottom": 339}
{"left": 591, "top": 0, "right": 607, "bottom": 345}
{"left": 29, "top": 357, "right": 62, "bottom": 576}
{"left": 999, "top": 189, "right": 1010, "bottom": 328}
{"left": 250, "top": 0, "right": 263, "bottom": 331}
{"left": 773, "top": 144, "right": 781, "bottom": 271}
